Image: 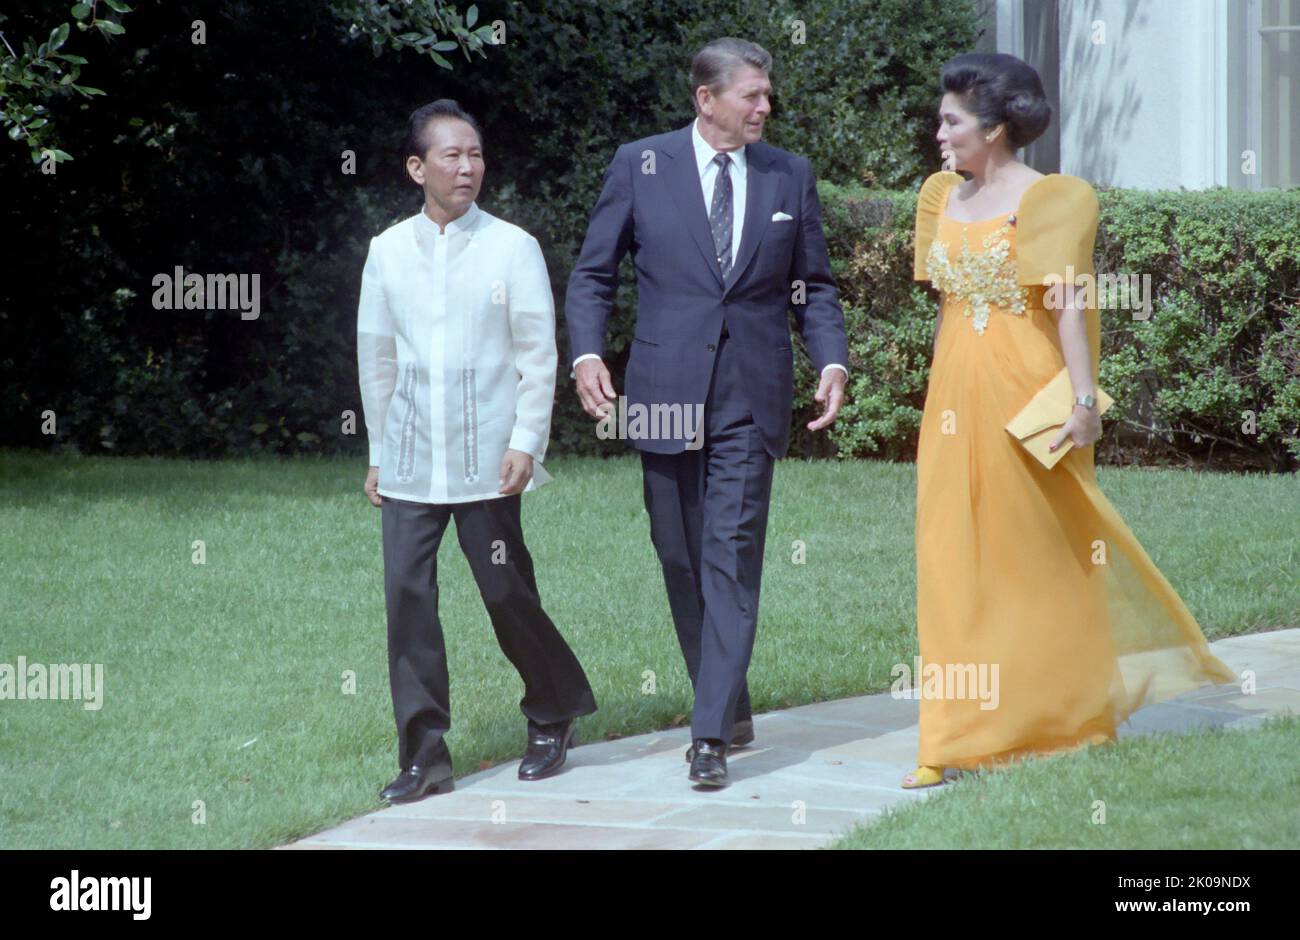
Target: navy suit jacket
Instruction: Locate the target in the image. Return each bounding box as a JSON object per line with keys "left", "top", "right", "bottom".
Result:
{"left": 564, "top": 121, "right": 849, "bottom": 458}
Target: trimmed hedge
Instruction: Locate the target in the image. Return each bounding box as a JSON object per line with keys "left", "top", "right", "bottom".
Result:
{"left": 3, "top": 3, "right": 1295, "bottom": 470}
{"left": 790, "top": 183, "right": 1300, "bottom": 472}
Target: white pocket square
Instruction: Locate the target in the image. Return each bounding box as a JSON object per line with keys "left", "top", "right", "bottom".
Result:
{"left": 771, "top": 211, "right": 793, "bottom": 222}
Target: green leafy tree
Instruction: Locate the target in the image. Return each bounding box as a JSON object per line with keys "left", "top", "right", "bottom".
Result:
{"left": 0, "top": 0, "right": 493, "bottom": 165}
{"left": 0, "top": 0, "right": 134, "bottom": 165}
{"left": 1, "top": 0, "right": 990, "bottom": 461}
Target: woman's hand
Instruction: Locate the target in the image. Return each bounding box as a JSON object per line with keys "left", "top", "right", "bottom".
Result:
{"left": 1048, "top": 405, "right": 1103, "bottom": 452}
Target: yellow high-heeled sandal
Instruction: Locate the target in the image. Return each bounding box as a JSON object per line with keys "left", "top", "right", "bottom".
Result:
{"left": 901, "top": 765, "right": 945, "bottom": 789}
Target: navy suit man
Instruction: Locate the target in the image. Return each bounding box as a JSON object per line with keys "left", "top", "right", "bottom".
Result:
{"left": 565, "top": 38, "right": 849, "bottom": 787}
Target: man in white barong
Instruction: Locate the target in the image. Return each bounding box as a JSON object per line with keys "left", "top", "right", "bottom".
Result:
{"left": 357, "top": 100, "right": 597, "bottom": 804}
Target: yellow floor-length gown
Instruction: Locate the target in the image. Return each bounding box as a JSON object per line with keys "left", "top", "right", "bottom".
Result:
{"left": 910, "top": 171, "right": 1236, "bottom": 771}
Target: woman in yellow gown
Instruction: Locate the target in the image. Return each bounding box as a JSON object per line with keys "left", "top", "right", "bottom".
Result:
{"left": 904, "top": 53, "right": 1235, "bottom": 788}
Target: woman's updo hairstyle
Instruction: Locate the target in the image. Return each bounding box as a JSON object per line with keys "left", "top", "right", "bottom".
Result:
{"left": 940, "top": 52, "right": 1051, "bottom": 150}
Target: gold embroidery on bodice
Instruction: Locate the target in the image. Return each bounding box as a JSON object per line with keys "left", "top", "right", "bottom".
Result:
{"left": 925, "top": 216, "right": 1030, "bottom": 335}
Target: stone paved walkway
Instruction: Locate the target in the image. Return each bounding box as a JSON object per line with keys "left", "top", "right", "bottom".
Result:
{"left": 281, "top": 628, "right": 1300, "bottom": 850}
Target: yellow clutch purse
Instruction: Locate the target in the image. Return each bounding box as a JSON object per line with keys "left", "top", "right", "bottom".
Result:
{"left": 1005, "top": 367, "right": 1114, "bottom": 469}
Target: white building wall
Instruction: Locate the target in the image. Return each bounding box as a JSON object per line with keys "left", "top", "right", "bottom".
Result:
{"left": 1055, "top": 0, "right": 1229, "bottom": 189}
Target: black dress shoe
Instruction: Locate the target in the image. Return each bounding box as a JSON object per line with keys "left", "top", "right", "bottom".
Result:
{"left": 518, "top": 719, "right": 577, "bottom": 780}
{"left": 688, "top": 738, "right": 729, "bottom": 787}
{"left": 685, "top": 719, "right": 754, "bottom": 762}
{"left": 380, "top": 764, "right": 454, "bottom": 803}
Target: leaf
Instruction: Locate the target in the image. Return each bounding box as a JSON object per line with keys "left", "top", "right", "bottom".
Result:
{"left": 96, "top": 20, "right": 125, "bottom": 35}
{"left": 103, "top": 0, "right": 133, "bottom": 11}
{"left": 71, "top": 3, "right": 92, "bottom": 20}
{"left": 431, "top": 40, "right": 458, "bottom": 51}
{"left": 429, "top": 50, "right": 452, "bottom": 70}
{"left": 50, "top": 23, "right": 70, "bottom": 51}
{"left": 466, "top": 4, "right": 478, "bottom": 28}
{"left": 74, "top": 85, "right": 106, "bottom": 96}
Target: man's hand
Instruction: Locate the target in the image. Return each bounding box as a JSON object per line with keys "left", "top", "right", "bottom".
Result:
{"left": 499, "top": 449, "right": 534, "bottom": 495}
{"left": 807, "top": 368, "right": 846, "bottom": 432}
{"left": 575, "top": 358, "right": 617, "bottom": 419}
{"left": 364, "top": 465, "right": 381, "bottom": 507}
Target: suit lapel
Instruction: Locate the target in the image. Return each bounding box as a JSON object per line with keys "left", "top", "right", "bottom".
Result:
{"left": 662, "top": 123, "right": 780, "bottom": 296}
{"left": 663, "top": 124, "right": 726, "bottom": 292}
{"left": 726, "top": 145, "right": 777, "bottom": 295}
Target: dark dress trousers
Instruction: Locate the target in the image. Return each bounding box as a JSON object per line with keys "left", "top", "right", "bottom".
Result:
{"left": 381, "top": 493, "right": 597, "bottom": 772}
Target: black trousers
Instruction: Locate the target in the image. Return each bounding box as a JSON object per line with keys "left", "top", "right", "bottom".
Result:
{"left": 380, "top": 492, "right": 597, "bottom": 772}
{"left": 640, "top": 329, "right": 776, "bottom": 745}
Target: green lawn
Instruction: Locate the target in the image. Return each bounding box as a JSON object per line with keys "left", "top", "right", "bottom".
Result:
{"left": 0, "top": 451, "right": 1295, "bottom": 849}
{"left": 830, "top": 714, "right": 1300, "bottom": 849}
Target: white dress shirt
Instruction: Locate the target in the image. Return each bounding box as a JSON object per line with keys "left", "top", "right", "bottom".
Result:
{"left": 693, "top": 114, "right": 748, "bottom": 267}
{"left": 574, "top": 117, "right": 846, "bottom": 378}
{"left": 358, "top": 201, "right": 556, "bottom": 504}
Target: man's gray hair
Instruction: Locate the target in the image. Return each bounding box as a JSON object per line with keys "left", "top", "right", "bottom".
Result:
{"left": 690, "top": 37, "right": 772, "bottom": 111}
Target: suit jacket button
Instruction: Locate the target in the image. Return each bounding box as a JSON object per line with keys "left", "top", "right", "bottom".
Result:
{"left": 706, "top": 344, "right": 716, "bottom": 352}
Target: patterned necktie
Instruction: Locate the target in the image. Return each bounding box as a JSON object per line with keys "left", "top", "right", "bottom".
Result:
{"left": 709, "top": 152, "right": 733, "bottom": 280}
